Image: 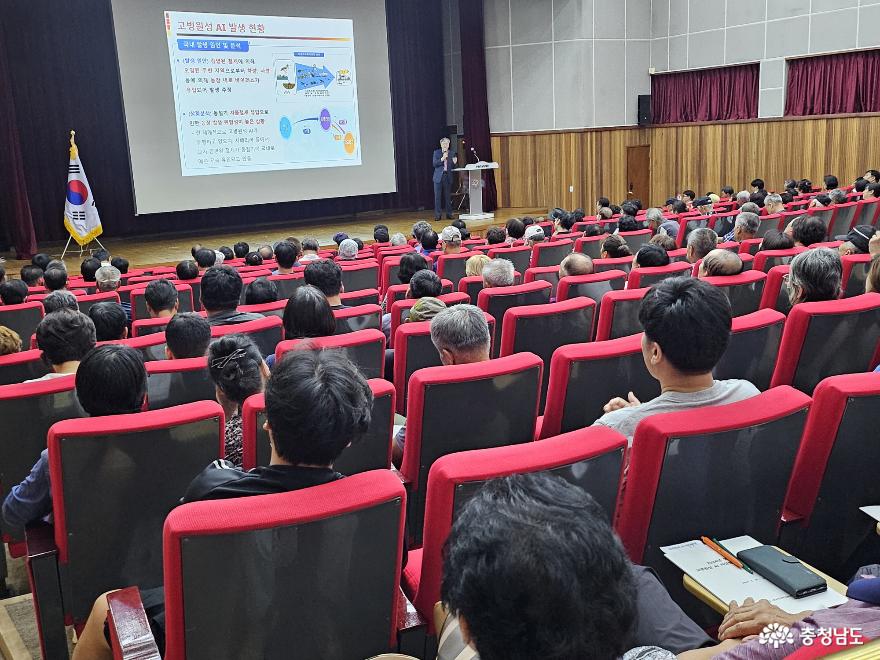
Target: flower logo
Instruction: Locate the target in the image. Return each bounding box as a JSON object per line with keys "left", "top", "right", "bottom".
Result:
{"left": 758, "top": 623, "right": 795, "bottom": 649}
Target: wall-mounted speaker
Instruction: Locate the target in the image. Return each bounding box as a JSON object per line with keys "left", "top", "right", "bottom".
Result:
{"left": 637, "top": 95, "right": 652, "bottom": 126}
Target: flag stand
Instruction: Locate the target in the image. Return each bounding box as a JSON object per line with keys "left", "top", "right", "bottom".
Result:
{"left": 60, "top": 235, "right": 106, "bottom": 261}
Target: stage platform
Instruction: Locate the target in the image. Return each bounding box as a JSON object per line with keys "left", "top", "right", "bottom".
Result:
{"left": 3, "top": 207, "right": 546, "bottom": 273}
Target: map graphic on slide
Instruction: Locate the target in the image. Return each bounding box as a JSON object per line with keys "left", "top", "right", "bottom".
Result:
{"left": 165, "top": 11, "right": 361, "bottom": 177}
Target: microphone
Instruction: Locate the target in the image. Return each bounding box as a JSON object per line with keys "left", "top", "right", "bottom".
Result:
{"left": 470, "top": 146, "right": 480, "bottom": 162}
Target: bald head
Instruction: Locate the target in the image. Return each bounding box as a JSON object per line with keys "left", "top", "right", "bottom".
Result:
{"left": 699, "top": 249, "right": 743, "bottom": 277}
{"left": 559, "top": 252, "right": 594, "bottom": 278}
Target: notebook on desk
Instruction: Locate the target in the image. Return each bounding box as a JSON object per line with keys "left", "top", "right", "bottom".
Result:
{"left": 661, "top": 535, "right": 848, "bottom": 614}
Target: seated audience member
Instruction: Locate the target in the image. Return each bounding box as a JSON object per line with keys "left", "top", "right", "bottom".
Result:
{"left": 763, "top": 193, "right": 785, "bottom": 215}
{"left": 748, "top": 192, "right": 766, "bottom": 208}
{"left": 810, "top": 193, "right": 832, "bottom": 209}
{"left": 397, "top": 252, "right": 430, "bottom": 288}
{"left": 598, "top": 206, "right": 616, "bottom": 223}
{"left": 190, "top": 244, "right": 203, "bottom": 259}
{"left": 94, "top": 250, "right": 110, "bottom": 263}
{"left": 823, "top": 174, "right": 839, "bottom": 191}
{"left": 233, "top": 241, "right": 249, "bottom": 259}
{"left": 96, "top": 266, "right": 130, "bottom": 321}
{"left": 866, "top": 169, "right": 880, "bottom": 184}
{"left": 144, "top": 279, "right": 179, "bottom": 318}
{"left": 698, "top": 249, "right": 743, "bottom": 277}
{"left": 175, "top": 260, "right": 199, "bottom": 281}
{"left": 734, "top": 190, "right": 751, "bottom": 207}
{"left": 750, "top": 178, "right": 765, "bottom": 194}
{"left": 619, "top": 216, "right": 641, "bottom": 233}
{"left": 164, "top": 313, "right": 211, "bottom": 359}
{"left": 867, "top": 255, "right": 880, "bottom": 294}
{"left": 482, "top": 258, "right": 515, "bottom": 288}
{"left": 110, "top": 257, "right": 129, "bottom": 274}
{"left": 441, "top": 473, "right": 713, "bottom": 660}
{"left": 30, "top": 309, "right": 97, "bottom": 382}
{"left": 243, "top": 277, "right": 279, "bottom": 305}
{"left": 89, "top": 302, "right": 128, "bottom": 341}
{"left": 719, "top": 185, "right": 734, "bottom": 201}
{"left": 553, "top": 211, "right": 576, "bottom": 235}
{"left": 72, "top": 350, "right": 373, "bottom": 660}
{"left": 865, "top": 182, "right": 880, "bottom": 200}
{"left": 759, "top": 229, "right": 795, "bottom": 251}
{"left": 722, "top": 211, "right": 760, "bottom": 243}
{"left": 505, "top": 218, "right": 526, "bottom": 246}
{"left": 440, "top": 226, "right": 466, "bottom": 255}
{"left": 337, "top": 239, "right": 359, "bottom": 261}
{"left": 382, "top": 269, "right": 443, "bottom": 339}
{"left": 739, "top": 201, "right": 760, "bottom": 216}
{"left": 257, "top": 245, "right": 274, "bottom": 261}
{"left": 46, "top": 259, "right": 67, "bottom": 273}
{"left": 373, "top": 224, "right": 390, "bottom": 244}
{"left": 633, "top": 244, "right": 670, "bottom": 269}
{"left": 596, "top": 196, "right": 611, "bottom": 212}
{"left": 465, "top": 254, "right": 490, "bottom": 278}
{"left": 31, "top": 253, "right": 51, "bottom": 272}
{"left": 523, "top": 224, "right": 546, "bottom": 247}
{"left": 692, "top": 196, "right": 714, "bottom": 216}
{"left": 786, "top": 215, "right": 826, "bottom": 247}
{"left": 272, "top": 241, "right": 299, "bottom": 274}
{"left": 668, "top": 199, "right": 688, "bottom": 215}
{"left": 451, "top": 219, "right": 470, "bottom": 241}
{"left": 644, "top": 207, "right": 665, "bottom": 233}
{"left": 207, "top": 334, "right": 269, "bottom": 468}
{"left": 559, "top": 252, "right": 594, "bottom": 278}
{"left": 829, "top": 188, "right": 848, "bottom": 205}
{"left": 419, "top": 229, "right": 440, "bottom": 257}
{"left": 282, "top": 285, "right": 336, "bottom": 340}
{"left": 217, "top": 247, "right": 233, "bottom": 262}
{"left": 80, "top": 257, "right": 101, "bottom": 283}
{"left": 650, "top": 233, "right": 677, "bottom": 251}
{"left": 797, "top": 179, "right": 813, "bottom": 194}
{"left": 787, "top": 248, "right": 842, "bottom": 305}
{"left": 2, "top": 345, "right": 147, "bottom": 532}
{"left": 595, "top": 278, "right": 759, "bottom": 442}
{"left": 200, "top": 266, "right": 264, "bottom": 326}
{"left": 20, "top": 265, "right": 44, "bottom": 287}
{"left": 43, "top": 268, "right": 68, "bottom": 292}
{"left": 298, "top": 238, "right": 321, "bottom": 264}
{"left": 0, "top": 326, "right": 22, "bottom": 356}
{"left": 686, "top": 228, "right": 718, "bottom": 264}
{"left": 485, "top": 226, "right": 507, "bottom": 245}
{"left": 838, "top": 225, "right": 873, "bottom": 257}
{"left": 601, "top": 234, "right": 632, "bottom": 259}
{"left": 244, "top": 251, "right": 263, "bottom": 267}
{"left": 332, "top": 232, "right": 349, "bottom": 247}
{"left": 390, "top": 232, "right": 408, "bottom": 246}
{"left": 411, "top": 220, "right": 432, "bottom": 244}
{"left": 304, "top": 259, "right": 345, "bottom": 309}
{"left": 0, "top": 279, "right": 28, "bottom": 306}
{"left": 680, "top": 189, "right": 696, "bottom": 208}
{"left": 407, "top": 296, "right": 446, "bottom": 324}
{"left": 780, "top": 190, "right": 794, "bottom": 204}
{"left": 584, "top": 223, "right": 603, "bottom": 237}
{"left": 43, "top": 290, "right": 79, "bottom": 314}
{"left": 194, "top": 248, "right": 216, "bottom": 269}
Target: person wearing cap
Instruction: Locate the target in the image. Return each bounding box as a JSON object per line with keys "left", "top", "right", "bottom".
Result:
{"left": 838, "top": 225, "right": 874, "bottom": 257}
{"left": 407, "top": 296, "right": 447, "bottom": 324}
{"left": 692, "top": 196, "right": 714, "bottom": 216}
{"left": 95, "top": 265, "right": 131, "bottom": 322}
{"left": 439, "top": 226, "right": 466, "bottom": 256}
{"left": 524, "top": 224, "right": 546, "bottom": 247}
{"left": 332, "top": 232, "right": 349, "bottom": 246}
{"left": 337, "top": 238, "right": 359, "bottom": 261}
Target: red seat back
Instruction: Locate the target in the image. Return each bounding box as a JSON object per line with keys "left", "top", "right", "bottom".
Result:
{"left": 594, "top": 287, "right": 650, "bottom": 341}
{"left": 275, "top": 329, "right": 386, "bottom": 380}
{"left": 477, "top": 281, "right": 552, "bottom": 357}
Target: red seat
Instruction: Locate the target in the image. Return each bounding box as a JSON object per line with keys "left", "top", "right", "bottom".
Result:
{"left": 852, "top": 198, "right": 880, "bottom": 228}
{"left": 275, "top": 328, "right": 386, "bottom": 380}
{"left": 477, "top": 280, "right": 551, "bottom": 357}
{"left": 145, "top": 357, "right": 215, "bottom": 409}
{"left": 403, "top": 426, "right": 627, "bottom": 627}
{"left": 0, "top": 302, "right": 44, "bottom": 346}
{"left": 593, "top": 255, "right": 633, "bottom": 273}
{"left": 841, "top": 253, "right": 872, "bottom": 298}
{"left": 333, "top": 303, "right": 382, "bottom": 335}
{"left": 237, "top": 299, "right": 286, "bottom": 320}
{"left": 826, "top": 201, "right": 860, "bottom": 238}
{"left": 626, "top": 261, "right": 692, "bottom": 289}
{"left": 758, "top": 265, "right": 792, "bottom": 314}
{"left": 435, "top": 252, "right": 472, "bottom": 287}
{"left": 210, "top": 315, "right": 283, "bottom": 356}
{"left": 738, "top": 238, "right": 764, "bottom": 255}
{"left": 97, "top": 332, "right": 168, "bottom": 362}
{"left": 770, "top": 293, "right": 880, "bottom": 392}
{"left": 130, "top": 283, "right": 194, "bottom": 322}
{"left": 486, "top": 245, "right": 532, "bottom": 273}
{"left": 266, "top": 273, "right": 304, "bottom": 299}
{"left": 675, "top": 214, "right": 711, "bottom": 248}
{"left": 701, "top": 270, "right": 767, "bottom": 316}
{"left": 806, "top": 205, "right": 837, "bottom": 238}
{"left": 389, "top": 292, "right": 469, "bottom": 340}
{"left": 339, "top": 288, "right": 380, "bottom": 307}
{"left": 107, "top": 471, "right": 407, "bottom": 660}
{"left": 524, "top": 266, "right": 561, "bottom": 298}
{"left": 457, "top": 275, "right": 484, "bottom": 305}
{"left": 76, "top": 291, "right": 121, "bottom": 317}
{"left": 556, "top": 270, "right": 627, "bottom": 306}
{"left": 380, "top": 255, "right": 432, "bottom": 294}
{"left": 617, "top": 229, "right": 653, "bottom": 253}
{"left": 529, "top": 239, "right": 573, "bottom": 268}
{"left": 574, "top": 234, "right": 608, "bottom": 259}
{"left": 594, "top": 287, "right": 650, "bottom": 341}
{"left": 339, "top": 260, "right": 380, "bottom": 293}
{"left": 712, "top": 308, "right": 785, "bottom": 391}
{"left": 0, "top": 348, "right": 50, "bottom": 385}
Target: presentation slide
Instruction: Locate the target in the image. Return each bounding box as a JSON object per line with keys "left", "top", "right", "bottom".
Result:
{"left": 166, "top": 12, "right": 362, "bottom": 177}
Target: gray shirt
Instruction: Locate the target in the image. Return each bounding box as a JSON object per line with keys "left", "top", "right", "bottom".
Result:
{"left": 593, "top": 379, "right": 760, "bottom": 443}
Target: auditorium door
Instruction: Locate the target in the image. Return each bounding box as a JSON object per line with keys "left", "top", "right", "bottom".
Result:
{"left": 626, "top": 145, "right": 651, "bottom": 206}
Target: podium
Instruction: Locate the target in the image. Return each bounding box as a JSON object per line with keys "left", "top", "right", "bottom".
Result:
{"left": 453, "top": 162, "right": 499, "bottom": 221}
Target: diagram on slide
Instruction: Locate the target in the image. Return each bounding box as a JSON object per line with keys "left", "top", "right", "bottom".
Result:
{"left": 165, "top": 11, "right": 361, "bottom": 176}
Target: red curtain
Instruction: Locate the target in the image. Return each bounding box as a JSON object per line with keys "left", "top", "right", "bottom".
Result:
{"left": 785, "top": 49, "right": 880, "bottom": 117}
{"left": 651, "top": 64, "right": 759, "bottom": 124}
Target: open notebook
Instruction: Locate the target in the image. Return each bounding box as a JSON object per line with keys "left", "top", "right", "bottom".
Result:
{"left": 662, "top": 535, "right": 848, "bottom": 614}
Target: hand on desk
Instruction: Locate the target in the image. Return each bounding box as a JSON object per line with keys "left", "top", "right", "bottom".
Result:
{"left": 603, "top": 392, "right": 641, "bottom": 413}
{"left": 718, "top": 598, "right": 812, "bottom": 641}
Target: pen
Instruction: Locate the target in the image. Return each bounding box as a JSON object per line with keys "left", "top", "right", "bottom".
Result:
{"left": 712, "top": 537, "right": 754, "bottom": 574}
{"left": 700, "top": 536, "right": 747, "bottom": 571}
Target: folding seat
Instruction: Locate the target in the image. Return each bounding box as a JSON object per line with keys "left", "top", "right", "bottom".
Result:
{"left": 666, "top": 247, "right": 689, "bottom": 262}
{"left": 477, "top": 280, "right": 551, "bottom": 357}
{"left": 99, "top": 333, "right": 168, "bottom": 362}
{"left": 174, "top": 277, "right": 202, "bottom": 311}
{"left": 460, "top": 238, "right": 487, "bottom": 248}
{"left": 618, "top": 229, "right": 653, "bottom": 253}
{"left": 404, "top": 426, "right": 626, "bottom": 626}
{"left": 594, "top": 287, "right": 649, "bottom": 341}
{"left": 267, "top": 273, "right": 304, "bottom": 299}
{"left": 340, "top": 260, "right": 380, "bottom": 292}
{"left": 241, "top": 377, "right": 394, "bottom": 476}
{"left": 146, "top": 357, "right": 216, "bottom": 409}
{"left": 486, "top": 244, "right": 532, "bottom": 273}
{"left": 738, "top": 238, "right": 764, "bottom": 255}
{"left": 210, "top": 315, "right": 283, "bottom": 356}
{"left": 105, "top": 470, "right": 407, "bottom": 660}
{"left": 435, "top": 252, "right": 472, "bottom": 287}
{"left": 754, "top": 213, "right": 784, "bottom": 237}
{"left": 701, "top": 270, "right": 767, "bottom": 316}
{"left": 340, "top": 288, "right": 380, "bottom": 307}
{"left": 826, "top": 201, "right": 860, "bottom": 238}
{"left": 27, "top": 401, "right": 224, "bottom": 658}
{"left": 807, "top": 205, "right": 837, "bottom": 238}
{"left": 376, "top": 244, "right": 414, "bottom": 266}
{"left": 674, "top": 214, "right": 710, "bottom": 248}
{"left": 126, "top": 275, "right": 165, "bottom": 286}
{"left": 593, "top": 255, "right": 633, "bottom": 273}
{"left": 381, "top": 255, "right": 428, "bottom": 293}
{"left": 275, "top": 329, "right": 386, "bottom": 380}
{"left": 0, "top": 348, "right": 50, "bottom": 385}
{"left": 841, "top": 253, "right": 872, "bottom": 298}
{"left": 400, "top": 353, "right": 542, "bottom": 543}
{"left": 708, "top": 211, "right": 738, "bottom": 238}
{"left": 781, "top": 373, "right": 880, "bottom": 579}
{"left": 0, "top": 302, "right": 44, "bottom": 345}
{"left": 572, "top": 220, "right": 599, "bottom": 233}
{"left": 524, "top": 266, "right": 561, "bottom": 297}
{"left": 499, "top": 298, "right": 594, "bottom": 410}
{"left": 383, "top": 283, "right": 410, "bottom": 310}
{"left": 807, "top": 240, "right": 842, "bottom": 250}
{"left": 555, "top": 270, "right": 627, "bottom": 329}
{"left": 713, "top": 308, "right": 785, "bottom": 390}
{"left": 616, "top": 387, "right": 812, "bottom": 605}
{"left": 130, "top": 283, "right": 195, "bottom": 322}
{"left": 29, "top": 289, "right": 87, "bottom": 303}
{"left": 76, "top": 291, "right": 121, "bottom": 316}
{"left": 457, "top": 275, "right": 484, "bottom": 305}
{"left": 237, "top": 299, "right": 286, "bottom": 320}
{"left": 333, "top": 303, "right": 381, "bottom": 336}
{"left": 759, "top": 265, "right": 792, "bottom": 314}
{"left": 852, "top": 198, "right": 880, "bottom": 228}
{"left": 389, "top": 292, "right": 469, "bottom": 340}
{"left": 753, "top": 247, "right": 805, "bottom": 272}
{"left": 529, "top": 239, "right": 573, "bottom": 268}
{"left": 770, "top": 293, "right": 880, "bottom": 393}
{"left": 627, "top": 261, "right": 691, "bottom": 289}
{"left": 537, "top": 220, "right": 554, "bottom": 237}
{"left": 574, "top": 234, "right": 608, "bottom": 259}
{"left": 538, "top": 333, "right": 659, "bottom": 439}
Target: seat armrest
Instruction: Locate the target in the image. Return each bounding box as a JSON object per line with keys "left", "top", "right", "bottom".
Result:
{"left": 25, "top": 522, "right": 68, "bottom": 660}
{"left": 397, "top": 588, "right": 428, "bottom": 656}
{"left": 24, "top": 521, "right": 57, "bottom": 557}
{"left": 391, "top": 464, "right": 410, "bottom": 488}
{"left": 781, "top": 508, "right": 804, "bottom": 524}
{"left": 106, "top": 587, "right": 161, "bottom": 660}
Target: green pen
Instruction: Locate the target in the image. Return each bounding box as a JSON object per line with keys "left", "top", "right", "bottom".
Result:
{"left": 712, "top": 538, "right": 754, "bottom": 574}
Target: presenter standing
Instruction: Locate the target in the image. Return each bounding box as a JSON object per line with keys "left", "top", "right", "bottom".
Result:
{"left": 432, "top": 137, "right": 457, "bottom": 220}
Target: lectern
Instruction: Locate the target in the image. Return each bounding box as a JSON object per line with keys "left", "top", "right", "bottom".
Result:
{"left": 454, "top": 162, "right": 499, "bottom": 221}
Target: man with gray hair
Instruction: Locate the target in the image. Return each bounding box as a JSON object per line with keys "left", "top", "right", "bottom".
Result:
{"left": 786, "top": 248, "right": 842, "bottom": 305}
{"left": 722, "top": 211, "right": 760, "bottom": 243}
{"left": 739, "top": 201, "right": 761, "bottom": 216}
{"left": 337, "top": 238, "right": 359, "bottom": 260}
{"left": 686, "top": 228, "right": 718, "bottom": 264}
{"left": 735, "top": 191, "right": 751, "bottom": 207}
{"left": 96, "top": 265, "right": 131, "bottom": 321}
{"left": 698, "top": 249, "right": 743, "bottom": 277}
{"left": 764, "top": 193, "right": 785, "bottom": 215}
{"left": 412, "top": 220, "right": 432, "bottom": 242}
{"left": 482, "top": 258, "right": 516, "bottom": 288}
{"left": 644, "top": 207, "right": 665, "bottom": 232}
{"left": 42, "top": 290, "right": 79, "bottom": 314}
{"left": 828, "top": 189, "right": 848, "bottom": 205}
{"left": 390, "top": 232, "right": 408, "bottom": 246}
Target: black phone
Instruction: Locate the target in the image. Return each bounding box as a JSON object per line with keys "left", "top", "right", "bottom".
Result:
{"left": 737, "top": 545, "right": 827, "bottom": 599}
